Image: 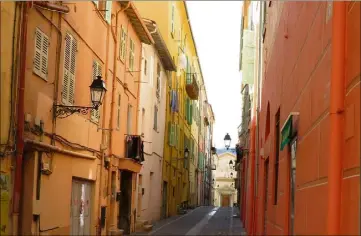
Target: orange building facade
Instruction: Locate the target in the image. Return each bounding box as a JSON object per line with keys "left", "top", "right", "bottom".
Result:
{"left": 8, "top": 1, "right": 153, "bottom": 235}
{"left": 241, "top": 1, "right": 360, "bottom": 235}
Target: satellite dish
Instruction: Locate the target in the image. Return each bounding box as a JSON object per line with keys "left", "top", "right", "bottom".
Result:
{"left": 178, "top": 53, "right": 187, "bottom": 70}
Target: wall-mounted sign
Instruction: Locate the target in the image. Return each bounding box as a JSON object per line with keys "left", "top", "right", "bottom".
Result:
{"left": 280, "top": 112, "right": 299, "bottom": 151}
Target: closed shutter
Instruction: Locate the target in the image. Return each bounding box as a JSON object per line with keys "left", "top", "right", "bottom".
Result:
{"left": 189, "top": 102, "right": 193, "bottom": 125}
{"left": 171, "top": 124, "right": 175, "bottom": 147}
{"left": 62, "top": 33, "right": 77, "bottom": 105}
{"left": 168, "top": 122, "right": 172, "bottom": 146}
{"left": 105, "top": 1, "right": 112, "bottom": 23}
{"left": 33, "top": 28, "right": 49, "bottom": 80}
{"left": 91, "top": 61, "right": 102, "bottom": 122}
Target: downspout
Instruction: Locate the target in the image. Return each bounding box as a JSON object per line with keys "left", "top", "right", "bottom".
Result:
{"left": 327, "top": 2, "right": 346, "bottom": 235}
{"left": 105, "top": 2, "right": 131, "bottom": 231}
{"left": 12, "top": 2, "right": 28, "bottom": 234}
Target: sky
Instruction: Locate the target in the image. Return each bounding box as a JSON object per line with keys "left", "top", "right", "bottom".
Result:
{"left": 187, "top": 1, "right": 243, "bottom": 149}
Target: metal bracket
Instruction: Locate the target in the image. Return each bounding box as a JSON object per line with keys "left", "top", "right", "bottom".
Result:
{"left": 53, "top": 104, "right": 96, "bottom": 119}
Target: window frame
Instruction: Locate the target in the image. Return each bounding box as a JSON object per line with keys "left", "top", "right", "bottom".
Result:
{"left": 33, "top": 27, "right": 49, "bottom": 81}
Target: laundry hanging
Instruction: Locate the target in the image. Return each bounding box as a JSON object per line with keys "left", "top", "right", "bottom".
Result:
{"left": 125, "top": 135, "right": 145, "bottom": 162}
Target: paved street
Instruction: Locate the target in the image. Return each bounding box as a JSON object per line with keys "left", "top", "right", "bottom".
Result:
{"left": 134, "top": 207, "right": 246, "bottom": 236}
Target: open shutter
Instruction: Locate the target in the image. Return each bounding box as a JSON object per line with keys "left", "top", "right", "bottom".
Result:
{"left": 105, "top": 1, "right": 112, "bottom": 23}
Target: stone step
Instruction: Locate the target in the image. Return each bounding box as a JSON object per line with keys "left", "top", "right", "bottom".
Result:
{"left": 143, "top": 224, "right": 153, "bottom": 232}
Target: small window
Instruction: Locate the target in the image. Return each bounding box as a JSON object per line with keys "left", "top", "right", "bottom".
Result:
{"left": 273, "top": 108, "right": 280, "bottom": 205}
{"left": 153, "top": 105, "right": 158, "bottom": 131}
{"left": 127, "top": 104, "right": 132, "bottom": 134}
{"left": 171, "top": 3, "right": 175, "bottom": 37}
{"left": 117, "top": 94, "right": 121, "bottom": 129}
{"left": 119, "top": 27, "right": 127, "bottom": 60}
{"left": 156, "top": 63, "right": 161, "bottom": 98}
{"left": 144, "top": 59, "right": 147, "bottom": 75}
{"left": 129, "top": 39, "right": 135, "bottom": 71}
{"left": 33, "top": 28, "right": 49, "bottom": 80}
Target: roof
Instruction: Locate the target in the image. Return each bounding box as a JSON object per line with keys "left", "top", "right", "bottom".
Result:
{"left": 120, "top": 2, "right": 154, "bottom": 45}
{"left": 143, "top": 19, "right": 176, "bottom": 71}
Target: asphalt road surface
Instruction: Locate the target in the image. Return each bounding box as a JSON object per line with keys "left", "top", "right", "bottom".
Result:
{"left": 134, "top": 206, "right": 246, "bottom": 236}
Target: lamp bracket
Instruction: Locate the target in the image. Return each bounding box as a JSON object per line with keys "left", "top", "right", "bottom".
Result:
{"left": 53, "top": 104, "right": 96, "bottom": 119}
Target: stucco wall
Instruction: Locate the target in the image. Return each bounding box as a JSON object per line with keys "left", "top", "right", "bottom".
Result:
{"left": 255, "top": 2, "right": 360, "bottom": 235}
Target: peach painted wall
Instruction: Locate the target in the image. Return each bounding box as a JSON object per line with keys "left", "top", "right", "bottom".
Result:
{"left": 253, "top": 2, "right": 360, "bottom": 236}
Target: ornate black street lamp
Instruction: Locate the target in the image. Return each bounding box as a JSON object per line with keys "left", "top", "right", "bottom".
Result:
{"left": 54, "top": 75, "right": 107, "bottom": 118}
{"left": 224, "top": 133, "right": 231, "bottom": 150}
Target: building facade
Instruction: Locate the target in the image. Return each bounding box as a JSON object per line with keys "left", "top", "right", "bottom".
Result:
{"left": 213, "top": 149, "right": 238, "bottom": 207}
{"left": 240, "top": 1, "right": 360, "bottom": 235}
{"left": 2, "top": 1, "right": 155, "bottom": 235}
{"left": 135, "top": 19, "right": 176, "bottom": 226}
{"left": 134, "top": 1, "right": 212, "bottom": 216}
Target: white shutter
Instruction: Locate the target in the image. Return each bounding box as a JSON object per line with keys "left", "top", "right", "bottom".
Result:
{"left": 62, "top": 33, "right": 77, "bottom": 105}
{"left": 33, "top": 28, "right": 49, "bottom": 80}
{"left": 91, "top": 61, "right": 101, "bottom": 122}
{"left": 105, "top": 1, "right": 112, "bottom": 24}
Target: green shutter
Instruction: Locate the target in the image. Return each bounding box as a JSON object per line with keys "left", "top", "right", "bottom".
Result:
{"left": 190, "top": 102, "right": 193, "bottom": 125}
{"left": 171, "top": 124, "right": 175, "bottom": 146}
{"left": 168, "top": 122, "right": 172, "bottom": 146}
{"left": 175, "top": 124, "right": 178, "bottom": 149}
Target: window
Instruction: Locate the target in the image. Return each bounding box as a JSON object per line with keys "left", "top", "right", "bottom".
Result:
{"left": 144, "top": 59, "right": 147, "bottom": 75}
{"left": 156, "top": 63, "right": 161, "bottom": 98}
{"left": 105, "top": 1, "right": 112, "bottom": 23}
{"left": 149, "top": 56, "right": 154, "bottom": 87}
{"left": 91, "top": 61, "right": 102, "bottom": 123}
{"left": 33, "top": 28, "right": 49, "bottom": 80}
{"left": 129, "top": 38, "right": 135, "bottom": 71}
{"left": 127, "top": 104, "right": 132, "bottom": 134}
{"left": 62, "top": 33, "right": 77, "bottom": 105}
{"left": 171, "top": 3, "right": 175, "bottom": 37}
{"left": 119, "top": 26, "right": 126, "bottom": 60}
{"left": 117, "top": 94, "right": 121, "bottom": 129}
{"left": 153, "top": 105, "right": 158, "bottom": 131}
{"left": 273, "top": 108, "right": 280, "bottom": 205}
{"left": 141, "top": 108, "right": 145, "bottom": 135}
{"left": 168, "top": 122, "right": 176, "bottom": 147}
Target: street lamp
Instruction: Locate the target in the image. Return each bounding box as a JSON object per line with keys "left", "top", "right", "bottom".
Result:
{"left": 224, "top": 133, "right": 231, "bottom": 150}
{"left": 54, "top": 75, "right": 107, "bottom": 118}
{"left": 184, "top": 148, "right": 189, "bottom": 159}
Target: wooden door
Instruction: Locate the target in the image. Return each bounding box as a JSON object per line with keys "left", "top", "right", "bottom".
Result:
{"left": 221, "top": 195, "right": 230, "bottom": 207}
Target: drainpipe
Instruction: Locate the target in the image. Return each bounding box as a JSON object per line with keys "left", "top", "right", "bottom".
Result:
{"left": 12, "top": 2, "right": 28, "bottom": 234}
{"left": 104, "top": 2, "right": 131, "bottom": 232}
{"left": 327, "top": 2, "right": 346, "bottom": 235}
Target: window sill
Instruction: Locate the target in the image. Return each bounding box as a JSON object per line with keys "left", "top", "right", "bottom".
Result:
{"left": 33, "top": 71, "right": 48, "bottom": 82}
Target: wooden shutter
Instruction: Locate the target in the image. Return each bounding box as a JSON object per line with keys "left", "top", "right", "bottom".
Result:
{"left": 168, "top": 122, "right": 172, "bottom": 145}
{"left": 91, "top": 61, "right": 102, "bottom": 122}
{"left": 34, "top": 28, "right": 49, "bottom": 80}
{"left": 62, "top": 33, "right": 77, "bottom": 105}
{"left": 105, "top": 1, "right": 112, "bottom": 23}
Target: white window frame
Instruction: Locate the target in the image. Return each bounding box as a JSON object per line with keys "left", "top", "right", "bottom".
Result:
{"left": 33, "top": 28, "right": 49, "bottom": 80}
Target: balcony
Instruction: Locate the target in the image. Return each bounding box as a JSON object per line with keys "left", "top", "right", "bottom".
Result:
{"left": 186, "top": 73, "right": 199, "bottom": 100}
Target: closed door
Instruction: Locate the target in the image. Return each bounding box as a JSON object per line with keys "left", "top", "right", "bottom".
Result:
{"left": 263, "top": 159, "right": 269, "bottom": 235}
{"left": 161, "top": 182, "right": 168, "bottom": 219}
{"left": 71, "top": 179, "right": 92, "bottom": 235}
{"left": 221, "top": 195, "right": 230, "bottom": 207}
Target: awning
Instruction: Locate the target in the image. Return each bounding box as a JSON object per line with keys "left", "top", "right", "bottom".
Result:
{"left": 118, "top": 158, "right": 142, "bottom": 173}
{"left": 120, "top": 2, "right": 154, "bottom": 45}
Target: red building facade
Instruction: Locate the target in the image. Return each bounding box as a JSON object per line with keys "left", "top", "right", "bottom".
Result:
{"left": 242, "top": 2, "right": 360, "bottom": 235}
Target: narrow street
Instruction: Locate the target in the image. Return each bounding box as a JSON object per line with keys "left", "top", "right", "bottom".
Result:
{"left": 135, "top": 207, "right": 245, "bottom": 236}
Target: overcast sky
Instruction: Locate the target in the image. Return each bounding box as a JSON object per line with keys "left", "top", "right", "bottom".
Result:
{"left": 187, "top": 1, "right": 242, "bottom": 149}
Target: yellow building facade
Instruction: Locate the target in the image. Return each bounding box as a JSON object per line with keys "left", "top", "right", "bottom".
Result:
{"left": 134, "top": 1, "right": 204, "bottom": 216}
{"left": 0, "top": 2, "right": 19, "bottom": 235}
